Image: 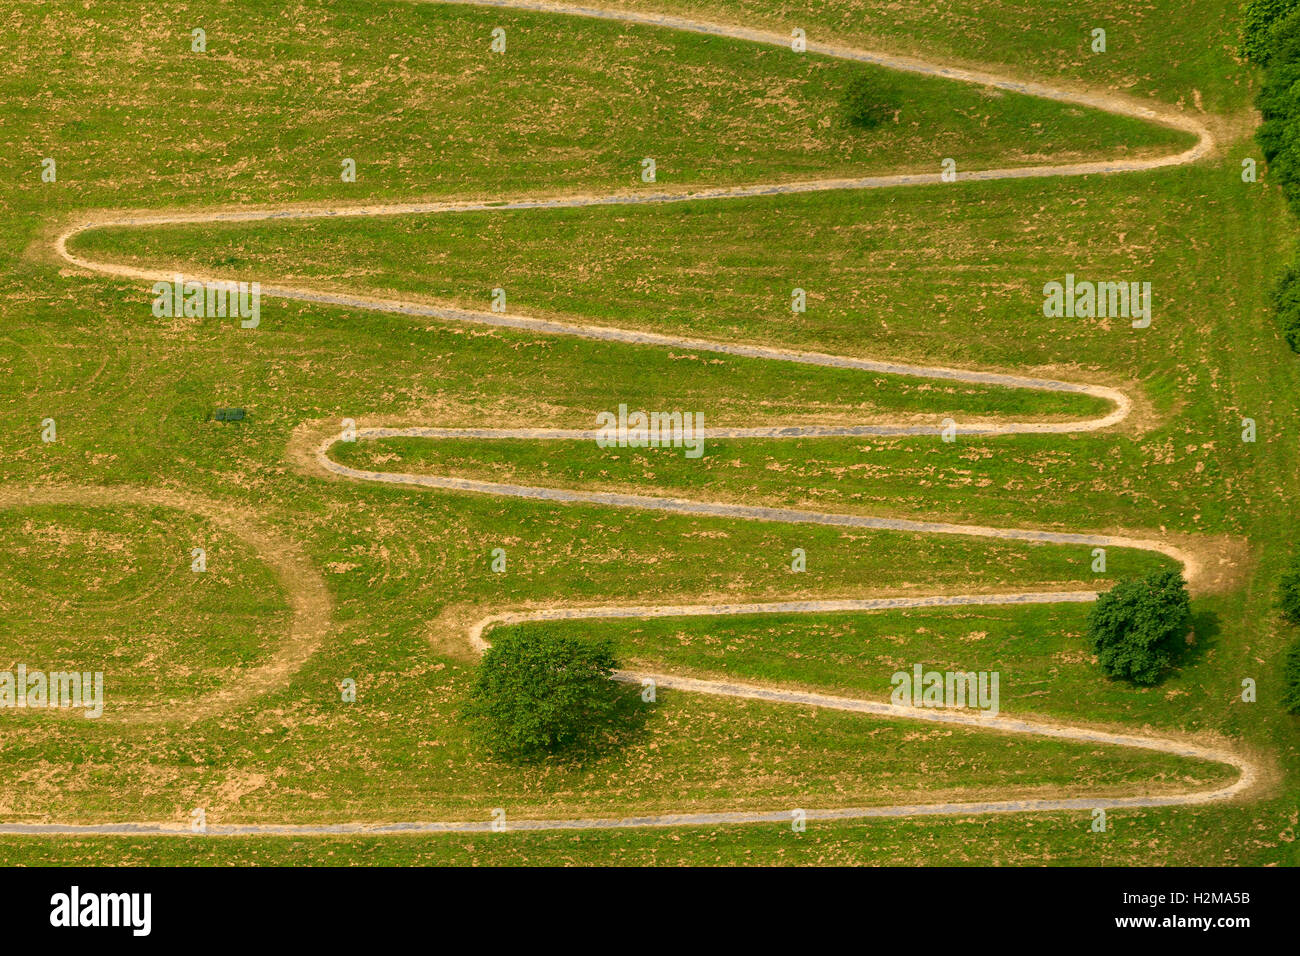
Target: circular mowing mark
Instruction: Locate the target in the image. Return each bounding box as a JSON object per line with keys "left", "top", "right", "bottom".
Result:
{"left": 0, "top": 507, "right": 181, "bottom": 610}
{"left": 0, "top": 487, "right": 331, "bottom": 726}
{"left": 0, "top": 333, "right": 113, "bottom": 402}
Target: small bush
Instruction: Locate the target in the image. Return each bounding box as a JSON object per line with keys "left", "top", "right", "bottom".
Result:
{"left": 1274, "top": 551, "right": 1300, "bottom": 715}
{"left": 1279, "top": 549, "right": 1300, "bottom": 625}
{"left": 1272, "top": 266, "right": 1300, "bottom": 352}
{"left": 840, "top": 75, "right": 894, "bottom": 129}
{"left": 464, "top": 626, "right": 627, "bottom": 760}
{"left": 1283, "top": 638, "right": 1300, "bottom": 714}
{"left": 1252, "top": 11, "right": 1300, "bottom": 348}
{"left": 1241, "top": 0, "right": 1300, "bottom": 62}
{"left": 1254, "top": 12, "right": 1300, "bottom": 214}
{"left": 1088, "top": 569, "right": 1193, "bottom": 685}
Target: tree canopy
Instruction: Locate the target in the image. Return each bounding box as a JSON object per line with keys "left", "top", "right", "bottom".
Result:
{"left": 1088, "top": 569, "right": 1192, "bottom": 685}
{"left": 464, "top": 626, "right": 628, "bottom": 760}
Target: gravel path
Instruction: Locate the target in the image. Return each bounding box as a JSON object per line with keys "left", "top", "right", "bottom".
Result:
{"left": 25, "top": 0, "right": 1254, "bottom": 837}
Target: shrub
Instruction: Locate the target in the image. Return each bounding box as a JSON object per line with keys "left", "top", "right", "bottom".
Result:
{"left": 1088, "top": 569, "right": 1193, "bottom": 685}
{"left": 1272, "top": 266, "right": 1300, "bottom": 351}
{"left": 840, "top": 75, "right": 894, "bottom": 129}
{"left": 1252, "top": 9, "right": 1300, "bottom": 345}
{"left": 1283, "top": 638, "right": 1300, "bottom": 714}
{"left": 464, "top": 626, "right": 626, "bottom": 759}
{"left": 1279, "top": 549, "right": 1300, "bottom": 625}
{"left": 1254, "top": 12, "right": 1300, "bottom": 213}
{"left": 1241, "top": 0, "right": 1300, "bottom": 62}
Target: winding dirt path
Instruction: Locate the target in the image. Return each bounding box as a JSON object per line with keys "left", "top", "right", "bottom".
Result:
{"left": 18, "top": 0, "right": 1262, "bottom": 836}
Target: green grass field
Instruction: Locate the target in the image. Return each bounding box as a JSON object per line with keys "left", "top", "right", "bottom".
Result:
{"left": 1, "top": 0, "right": 1297, "bottom": 865}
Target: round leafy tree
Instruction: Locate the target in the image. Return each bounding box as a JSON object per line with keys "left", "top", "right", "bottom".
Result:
{"left": 840, "top": 75, "right": 895, "bottom": 129}
{"left": 465, "top": 626, "right": 624, "bottom": 759}
{"left": 1088, "top": 569, "right": 1192, "bottom": 685}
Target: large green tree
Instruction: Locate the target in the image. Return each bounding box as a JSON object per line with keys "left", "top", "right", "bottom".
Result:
{"left": 464, "top": 626, "right": 626, "bottom": 759}
{"left": 1088, "top": 569, "right": 1193, "bottom": 685}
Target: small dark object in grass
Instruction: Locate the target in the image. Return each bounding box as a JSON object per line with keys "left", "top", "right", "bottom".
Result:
{"left": 841, "top": 75, "right": 895, "bottom": 130}
{"left": 209, "top": 407, "right": 246, "bottom": 422}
